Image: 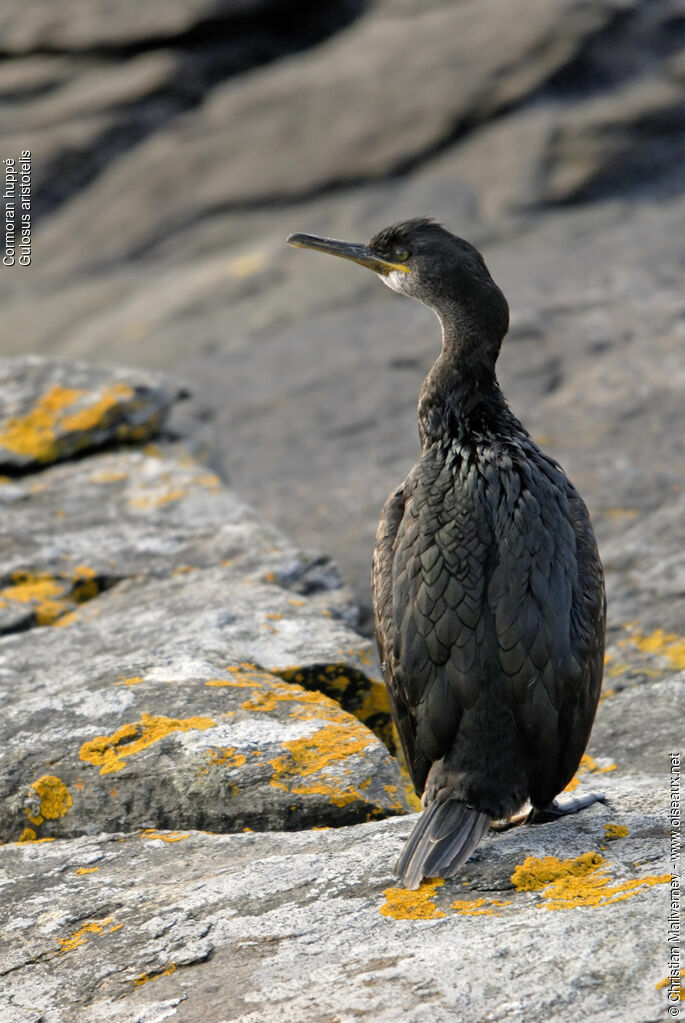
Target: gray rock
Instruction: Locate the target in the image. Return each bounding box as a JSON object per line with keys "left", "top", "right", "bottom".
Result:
{"left": 0, "top": 0, "right": 283, "bottom": 52}
{"left": 0, "top": 357, "right": 185, "bottom": 471}
{"left": 29, "top": 0, "right": 635, "bottom": 275}
{"left": 0, "top": 445, "right": 356, "bottom": 632}
{"left": 0, "top": 405, "right": 406, "bottom": 841}
{"left": 0, "top": 761, "right": 672, "bottom": 1022}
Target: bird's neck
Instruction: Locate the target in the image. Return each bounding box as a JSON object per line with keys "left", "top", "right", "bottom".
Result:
{"left": 417, "top": 321, "right": 510, "bottom": 448}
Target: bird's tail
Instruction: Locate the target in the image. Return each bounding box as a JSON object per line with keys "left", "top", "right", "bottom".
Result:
{"left": 396, "top": 797, "right": 491, "bottom": 890}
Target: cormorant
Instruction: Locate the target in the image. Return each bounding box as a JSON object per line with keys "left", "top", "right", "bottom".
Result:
{"left": 287, "top": 219, "right": 606, "bottom": 890}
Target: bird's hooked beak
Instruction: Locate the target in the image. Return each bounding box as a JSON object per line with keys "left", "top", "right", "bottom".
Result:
{"left": 287, "top": 232, "right": 410, "bottom": 276}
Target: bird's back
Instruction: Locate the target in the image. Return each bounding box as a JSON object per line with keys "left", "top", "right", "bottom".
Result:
{"left": 373, "top": 419, "right": 605, "bottom": 819}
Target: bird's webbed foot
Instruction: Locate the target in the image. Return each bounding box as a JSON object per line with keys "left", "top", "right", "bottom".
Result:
{"left": 529, "top": 791, "right": 606, "bottom": 824}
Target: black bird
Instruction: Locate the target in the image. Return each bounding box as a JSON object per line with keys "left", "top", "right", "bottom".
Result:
{"left": 287, "top": 219, "right": 606, "bottom": 890}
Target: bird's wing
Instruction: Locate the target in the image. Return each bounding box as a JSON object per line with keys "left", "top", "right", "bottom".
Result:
{"left": 375, "top": 450, "right": 494, "bottom": 795}
{"left": 372, "top": 483, "right": 423, "bottom": 788}
{"left": 486, "top": 449, "right": 605, "bottom": 806}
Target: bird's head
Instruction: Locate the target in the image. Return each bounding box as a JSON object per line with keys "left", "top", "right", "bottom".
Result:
{"left": 287, "top": 218, "right": 509, "bottom": 355}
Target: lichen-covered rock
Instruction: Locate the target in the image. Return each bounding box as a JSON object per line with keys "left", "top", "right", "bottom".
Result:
{"left": 1, "top": 665, "right": 406, "bottom": 843}
{"left": 0, "top": 357, "right": 185, "bottom": 470}
{"left": 0, "top": 765, "right": 671, "bottom": 1023}
{"left": 0, "top": 445, "right": 358, "bottom": 634}
{"left": 0, "top": 400, "right": 406, "bottom": 840}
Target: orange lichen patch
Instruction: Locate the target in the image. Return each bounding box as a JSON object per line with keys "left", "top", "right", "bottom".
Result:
{"left": 75, "top": 866, "right": 100, "bottom": 875}
{"left": 268, "top": 722, "right": 375, "bottom": 809}
{"left": 0, "top": 385, "right": 85, "bottom": 460}
{"left": 73, "top": 565, "right": 96, "bottom": 579}
{"left": 272, "top": 664, "right": 394, "bottom": 749}
{"left": 60, "top": 383, "right": 134, "bottom": 433}
{"left": 380, "top": 879, "right": 446, "bottom": 920}
{"left": 56, "top": 917, "right": 113, "bottom": 953}
{"left": 512, "top": 852, "right": 604, "bottom": 892}
{"left": 266, "top": 613, "right": 283, "bottom": 621}
{"left": 134, "top": 963, "right": 176, "bottom": 988}
{"left": 604, "top": 823, "right": 629, "bottom": 840}
{"left": 599, "top": 688, "right": 616, "bottom": 701}
{"left": 53, "top": 611, "right": 78, "bottom": 628}
{"left": 512, "top": 852, "right": 669, "bottom": 910}
{"left": 579, "top": 753, "right": 617, "bottom": 775}
{"left": 79, "top": 712, "right": 216, "bottom": 775}
{"left": 565, "top": 753, "right": 617, "bottom": 791}
{"left": 15, "top": 827, "right": 55, "bottom": 844}
{"left": 205, "top": 678, "right": 251, "bottom": 689}
{"left": 116, "top": 676, "right": 144, "bottom": 687}
{"left": 542, "top": 869, "right": 670, "bottom": 911}
{"left": 0, "top": 573, "right": 68, "bottom": 625}
{"left": 656, "top": 969, "right": 685, "bottom": 999}
{"left": 206, "top": 747, "right": 247, "bottom": 768}
{"left": 621, "top": 628, "right": 685, "bottom": 671}
{"left": 26, "top": 775, "right": 73, "bottom": 826}
{"left": 0, "top": 383, "right": 140, "bottom": 462}
{"left": 196, "top": 473, "right": 221, "bottom": 491}
{"left": 89, "top": 468, "right": 129, "bottom": 484}
{"left": 606, "top": 661, "right": 632, "bottom": 678}
{"left": 128, "top": 488, "right": 187, "bottom": 511}
{"left": 449, "top": 897, "right": 497, "bottom": 916}
{"left": 140, "top": 829, "right": 190, "bottom": 843}
{"left": 269, "top": 723, "right": 371, "bottom": 780}
{"left": 0, "top": 566, "right": 101, "bottom": 626}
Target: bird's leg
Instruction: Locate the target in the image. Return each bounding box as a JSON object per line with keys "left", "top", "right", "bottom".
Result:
{"left": 490, "top": 803, "right": 532, "bottom": 831}
{"left": 528, "top": 791, "right": 606, "bottom": 824}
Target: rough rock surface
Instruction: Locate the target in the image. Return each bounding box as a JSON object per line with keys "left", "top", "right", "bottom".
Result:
{"left": 0, "top": 358, "right": 408, "bottom": 850}
{"left": 0, "top": 767, "right": 674, "bottom": 1022}
{"left": 0, "top": 357, "right": 185, "bottom": 471}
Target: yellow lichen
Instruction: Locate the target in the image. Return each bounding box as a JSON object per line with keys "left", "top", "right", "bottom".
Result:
{"left": 116, "top": 676, "right": 144, "bottom": 687}
{"left": 206, "top": 747, "right": 247, "bottom": 768}
{"left": 511, "top": 852, "right": 669, "bottom": 910}
{"left": 56, "top": 917, "right": 113, "bottom": 953}
{"left": 140, "top": 829, "right": 190, "bottom": 843}
{"left": 656, "top": 969, "right": 685, "bottom": 999}
{"left": 604, "top": 823, "right": 629, "bottom": 840}
{"left": 623, "top": 628, "right": 685, "bottom": 671}
{"left": 134, "top": 963, "right": 176, "bottom": 987}
{"left": 0, "top": 573, "right": 68, "bottom": 625}
{"left": 269, "top": 724, "right": 371, "bottom": 780}
{"left": 449, "top": 897, "right": 508, "bottom": 916}
{"left": 380, "top": 879, "right": 446, "bottom": 920}
{"left": 512, "top": 852, "right": 604, "bottom": 892}
{"left": 0, "top": 385, "right": 85, "bottom": 460}
{"left": 79, "top": 712, "right": 216, "bottom": 775}
{"left": 75, "top": 866, "right": 100, "bottom": 875}
{"left": 128, "top": 489, "right": 187, "bottom": 511}
{"left": 15, "top": 827, "right": 56, "bottom": 844}
{"left": 0, "top": 383, "right": 137, "bottom": 461}
{"left": 26, "top": 775, "right": 72, "bottom": 826}
{"left": 564, "top": 753, "right": 617, "bottom": 791}
{"left": 60, "top": 383, "right": 134, "bottom": 432}
{"left": 89, "top": 468, "right": 129, "bottom": 483}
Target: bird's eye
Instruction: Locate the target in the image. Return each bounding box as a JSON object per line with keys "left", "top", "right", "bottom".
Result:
{"left": 395, "top": 248, "right": 410, "bottom": 262}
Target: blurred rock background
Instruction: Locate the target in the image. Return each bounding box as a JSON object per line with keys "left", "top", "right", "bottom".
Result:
{"left": 3, "top": 0, "right": 685, "bottom": 629}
